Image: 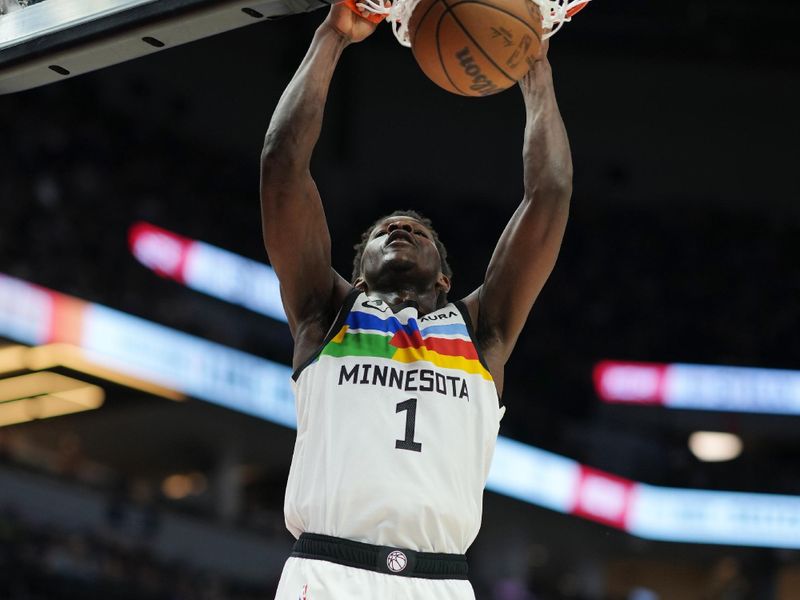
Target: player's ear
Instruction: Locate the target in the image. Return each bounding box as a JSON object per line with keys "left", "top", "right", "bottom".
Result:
{"left": 354, "top": 277, "right": 368, "bottom": 292}
{"left": 436, "top": 273, "right": 451, "bottom": 294}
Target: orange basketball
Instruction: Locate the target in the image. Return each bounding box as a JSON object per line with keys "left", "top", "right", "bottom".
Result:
{"left": 409, "top": 0, "right": 543, "bottom": 97}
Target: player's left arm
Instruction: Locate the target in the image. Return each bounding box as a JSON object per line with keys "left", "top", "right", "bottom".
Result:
{"left": 464, "top": 44, "right": 572, "bottom": 376}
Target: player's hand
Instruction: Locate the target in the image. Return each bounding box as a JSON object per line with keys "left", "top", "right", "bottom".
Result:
{"left": 322, "top": 1, "right": 390, "bottom": 44}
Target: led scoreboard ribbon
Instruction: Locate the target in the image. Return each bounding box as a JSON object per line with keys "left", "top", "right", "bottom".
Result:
{"left": 595, "top": 360, "right": 800, "bottom": 416}
{"left": 129, "top": 222, "right": 287, "bottom": 322}
{"left": 0, "top": 273, "right": 295, "bottom": 427}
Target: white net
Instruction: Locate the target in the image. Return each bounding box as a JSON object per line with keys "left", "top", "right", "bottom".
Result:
{"left": 355, "top": 0, "right": 590, "bottom": 48}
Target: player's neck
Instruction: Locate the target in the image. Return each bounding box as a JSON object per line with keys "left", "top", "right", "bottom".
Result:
{"left": 366, "top": 287, "right": 442, "bottom": 315}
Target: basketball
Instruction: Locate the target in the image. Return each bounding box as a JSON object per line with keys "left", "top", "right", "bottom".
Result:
{"left": 408, "top": 0, "right": 543, "bottom": 97}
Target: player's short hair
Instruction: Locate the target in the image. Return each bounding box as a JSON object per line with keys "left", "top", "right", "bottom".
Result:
{"left": 351, "top": 209, "right": 453, "bottom": 283}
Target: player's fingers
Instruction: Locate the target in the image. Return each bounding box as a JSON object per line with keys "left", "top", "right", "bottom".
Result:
{"left": 355, "top": 2, "right": 373, "bottom": 16}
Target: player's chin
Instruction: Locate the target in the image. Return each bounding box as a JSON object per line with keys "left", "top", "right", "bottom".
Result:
{"left": 382, "top": 246, "right": 418, "bottom": 262}
{"left": 382, "top": 254, "right": 418, "bottom": 271}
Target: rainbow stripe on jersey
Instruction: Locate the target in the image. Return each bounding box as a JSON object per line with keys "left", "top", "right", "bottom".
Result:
{"left": 321, "top": 306, "right": 492, "bottom": 381}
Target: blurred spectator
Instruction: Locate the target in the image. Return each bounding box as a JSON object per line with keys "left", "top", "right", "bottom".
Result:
{"left": 493, "top": 578, "right": 537, "bottom": 600}
{"left": 0, "top": 507, "right": 275, "bottom": 600}
{"left": 54, "top": 433, "right": 85, "bottom": 479}
{"left": 0, "top": 430, "right": 12, "bottom": 463}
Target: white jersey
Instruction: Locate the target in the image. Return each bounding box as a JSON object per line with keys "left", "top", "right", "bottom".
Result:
{"left": 285, "top": 290, "right": 504, "bottom": 554}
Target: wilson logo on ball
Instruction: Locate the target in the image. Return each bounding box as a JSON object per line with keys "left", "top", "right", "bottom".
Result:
{"left": 386, "top": 550, "right": 408, "bottom": 573}
{"left": 455, "top": 48, "right": 500, "bottom": 96}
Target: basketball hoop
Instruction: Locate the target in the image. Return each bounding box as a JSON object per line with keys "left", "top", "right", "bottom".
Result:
{"left": 351, "top": 0, "right": 591, "bottom": 47}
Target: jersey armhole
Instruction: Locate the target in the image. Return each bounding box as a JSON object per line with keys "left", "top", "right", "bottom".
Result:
{"left": 291, "top": 288, "right": 360, "bottom": 381}
{"left": 454, "top": 299, "right": 504, "bottom": 408}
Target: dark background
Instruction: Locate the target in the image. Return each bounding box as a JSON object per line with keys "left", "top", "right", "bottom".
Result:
{"left": 1, "top": 0, "right": 800, "bottom": 598}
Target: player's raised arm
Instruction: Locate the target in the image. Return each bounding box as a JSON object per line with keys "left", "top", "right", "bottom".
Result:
{"left": 465, "top": 42, "right": 573, "bottom": 376}
{"left": 260, "top": 4, "right": 381, "bottom": 345}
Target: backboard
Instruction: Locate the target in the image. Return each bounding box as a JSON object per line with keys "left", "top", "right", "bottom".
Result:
{"left": 0, "top": 0, "right": 328, "bottom": 94}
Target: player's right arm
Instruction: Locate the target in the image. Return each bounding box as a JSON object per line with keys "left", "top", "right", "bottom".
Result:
{"left": 260, "top": 4, "right": 381, "bottom": 359}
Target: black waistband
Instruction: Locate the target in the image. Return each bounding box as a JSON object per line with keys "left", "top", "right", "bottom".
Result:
{"left": 291, "top": 533, "right": 469, "bottom": 580}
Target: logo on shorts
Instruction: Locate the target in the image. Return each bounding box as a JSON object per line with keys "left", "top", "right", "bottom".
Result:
{"left": 297, "top": 583, "right": 308, "bottom": 600}
{"left": 386, "top": 550, "right": 408, "bottom": 573}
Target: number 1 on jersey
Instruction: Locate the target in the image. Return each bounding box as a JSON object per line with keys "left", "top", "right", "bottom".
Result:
{"left": 395, "top": 398, "right": 422, "bottom": 452}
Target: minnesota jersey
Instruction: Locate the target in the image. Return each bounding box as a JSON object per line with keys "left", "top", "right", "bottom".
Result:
{"left": 284, "top": 290, "right": 505, "bottom": 554}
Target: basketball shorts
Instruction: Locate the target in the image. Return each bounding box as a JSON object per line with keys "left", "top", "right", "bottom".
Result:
{"left": 274, "top": 533, "right": 476, "bottom": 600}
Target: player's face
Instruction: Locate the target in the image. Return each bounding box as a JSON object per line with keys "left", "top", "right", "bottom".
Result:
{"left": 360, "top": 217, "right": 444, "bottom": 288}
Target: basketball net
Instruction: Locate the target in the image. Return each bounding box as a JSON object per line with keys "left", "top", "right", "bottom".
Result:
{"left": 353, "top": 0, "right": 591, "bottom": 47}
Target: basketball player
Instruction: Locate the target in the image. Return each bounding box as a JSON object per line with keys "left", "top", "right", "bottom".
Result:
{"left": 260, "top": 2, "right": 572, "bottom": 598}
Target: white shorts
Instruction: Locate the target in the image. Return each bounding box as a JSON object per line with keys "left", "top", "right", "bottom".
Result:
{"left": 274, "top": 557, "right": 477, "bottom": 600}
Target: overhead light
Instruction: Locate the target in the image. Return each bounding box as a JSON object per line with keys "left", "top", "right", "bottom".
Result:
{"left": 0, "top": 371, "right": 104, "bottom": 428}
{"left": 688, "top": 431, "right": 743, "bottom": 462}
{"left": 24, "top": 343, "right": 184, "bottom": 401}
{"left": 0, "top": 345, "right": 27, "bottom": 375}
{"left": 162, "top": 472, "right": 207, "bottom": 500}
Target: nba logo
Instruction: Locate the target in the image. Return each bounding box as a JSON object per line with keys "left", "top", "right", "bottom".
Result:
{"left": 386, "top": 550, "right": 408, "bottom": 573}
{"left": 297, "top": 584, "right": 308, "bottom": 600}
